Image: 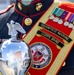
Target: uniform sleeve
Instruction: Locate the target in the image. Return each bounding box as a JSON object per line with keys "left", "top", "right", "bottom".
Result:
{"left": 0, "top": 3, "right": 14, "bottom": 15}
{"left": 0, "top": 4, "right": 14, "bottom": 39}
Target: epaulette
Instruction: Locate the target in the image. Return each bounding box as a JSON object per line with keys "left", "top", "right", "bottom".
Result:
{"left": 0, "top": 3, "right": 15, "bottom": 15}
{"left": 59, "top": 2, "right": 74, "bottom": 13}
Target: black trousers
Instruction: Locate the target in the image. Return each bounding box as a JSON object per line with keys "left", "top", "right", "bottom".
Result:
{"left": 58, "top": 68, "right": 74, "bottom": 75}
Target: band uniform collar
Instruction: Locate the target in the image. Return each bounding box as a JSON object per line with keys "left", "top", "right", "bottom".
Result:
{"left": 14, "top": 0, "right": 54, "bottom": 17}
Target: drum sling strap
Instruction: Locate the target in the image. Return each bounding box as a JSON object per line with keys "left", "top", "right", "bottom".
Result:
{"left": 23, "top": 1, "right": 74, "bottom": 75}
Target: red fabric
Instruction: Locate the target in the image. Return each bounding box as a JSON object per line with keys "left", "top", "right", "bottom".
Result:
{"left": 59, "top": 2, "right": 74, "bottom": 13}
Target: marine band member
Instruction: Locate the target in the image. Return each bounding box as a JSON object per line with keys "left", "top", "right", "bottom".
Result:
{"left": 0, "top": 0, "right": 74, "bottom": 75}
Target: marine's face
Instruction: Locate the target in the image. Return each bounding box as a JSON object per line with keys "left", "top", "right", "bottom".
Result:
{"left": 21, "top": 0, "right": 33, "bottom": 6}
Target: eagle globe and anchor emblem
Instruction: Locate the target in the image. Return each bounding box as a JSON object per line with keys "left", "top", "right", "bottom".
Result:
{"left": 0, "top": 20, "right": 31, "bottom": 75}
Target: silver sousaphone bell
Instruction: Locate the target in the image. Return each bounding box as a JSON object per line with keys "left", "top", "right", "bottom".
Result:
{"left": 0, "top": 20, "right": 31, "bottom": 75}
